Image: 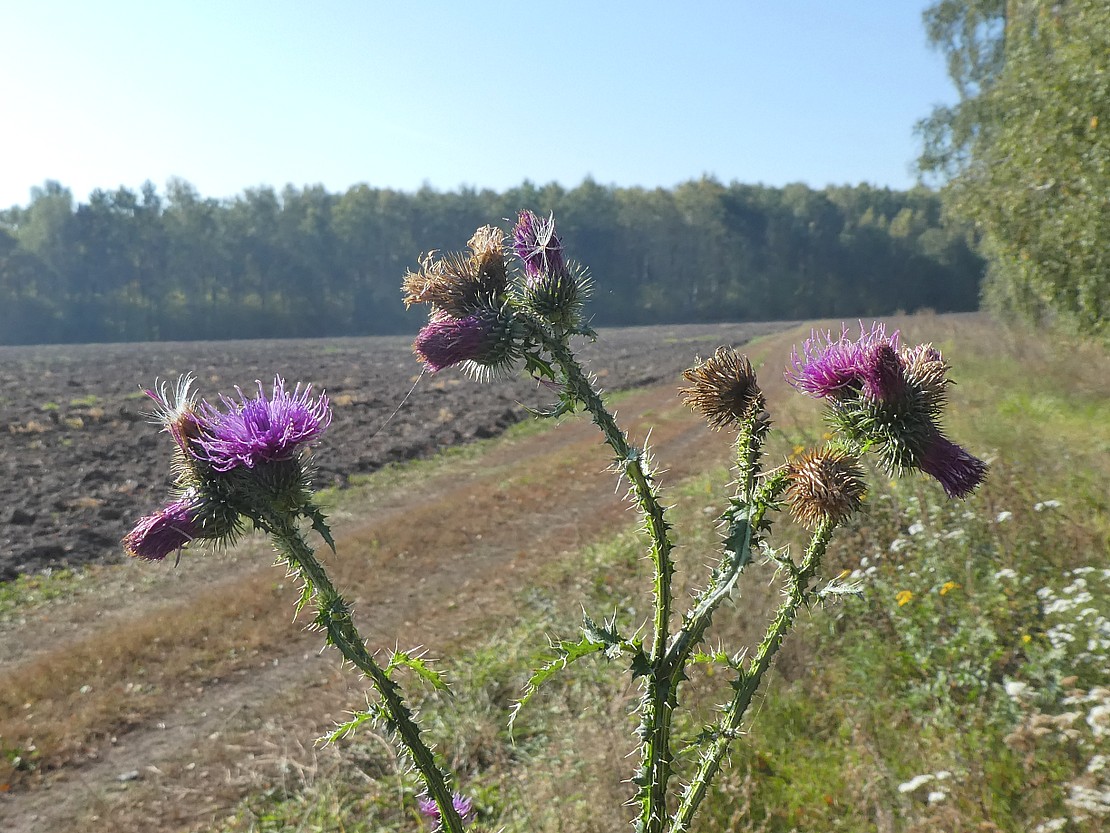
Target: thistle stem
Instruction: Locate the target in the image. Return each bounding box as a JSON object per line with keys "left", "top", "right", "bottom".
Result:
{"left": 668, "top": 520, "right": 834, "bottom": 833}
{"left": 532, "top": 326, "right": 676, "bottom": 833}
{"left": 663, "top": 471, "right": 787, "bottom": 683}
{"left": 266, "top": 512, "right": 465, "bottom": 833}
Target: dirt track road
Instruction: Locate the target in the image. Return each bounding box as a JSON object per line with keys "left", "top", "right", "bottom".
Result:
{"left": 1, "top": 322, "right": 795, "bottom": 833}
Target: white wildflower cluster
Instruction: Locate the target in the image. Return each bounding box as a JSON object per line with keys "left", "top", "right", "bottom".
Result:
{"left": 1035, "top": 567, "right": 1110, "bottom": 666}
{"left": 1008, "top": 683, "right": 1110, "bottom": 827}
{"left": 897, "top": 769, "right": 954, "bottom": 805}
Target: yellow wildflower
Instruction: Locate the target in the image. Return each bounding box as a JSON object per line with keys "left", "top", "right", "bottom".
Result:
{"left": 896, "top": 590, "right": 914, "bottom": 607}
{"left": 1022, "top": 634, "right": 1032, "bottom": 644}
{"left": 940, "top": 581, "right": 959, "bottom": 596}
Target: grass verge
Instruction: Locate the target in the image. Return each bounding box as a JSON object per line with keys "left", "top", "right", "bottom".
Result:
{"left": 208, "top": 313, "right": 1109, "bottom": 833}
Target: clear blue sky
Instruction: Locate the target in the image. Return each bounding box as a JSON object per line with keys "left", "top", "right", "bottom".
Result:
{"left": 0, "top": 1, "right": 954, "bottom": 209}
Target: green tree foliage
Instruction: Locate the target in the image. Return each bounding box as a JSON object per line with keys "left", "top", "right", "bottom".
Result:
{"left": 920, "top": 0, "right": 1109, "bottom": 339}
{"left": 0, "top": 178, "right": 982, "bottom": 344}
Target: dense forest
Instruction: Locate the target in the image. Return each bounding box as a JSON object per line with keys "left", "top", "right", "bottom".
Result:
{"left": 0, "top": 177, "right": 983, "bottom": 345}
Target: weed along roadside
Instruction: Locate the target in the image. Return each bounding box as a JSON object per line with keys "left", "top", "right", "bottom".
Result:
{"left": 2, "top": 307, "right": 1108, "bottom": 833}
{"left": 0, "top": 376, "right": 740, "bottom": 832}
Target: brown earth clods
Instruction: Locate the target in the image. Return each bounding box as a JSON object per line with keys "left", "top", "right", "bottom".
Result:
{"left": 0, "top": 322, "right": 790, "bottom": 582}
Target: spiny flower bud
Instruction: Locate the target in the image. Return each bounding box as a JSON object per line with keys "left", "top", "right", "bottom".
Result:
{"left": 785, "top": 447, "right": 867, "bottom": 529}
{"left": 123, "top": 496, "right": 200, "bottom": 561}
{"left": 900, "top": 342, "right": 950, "bottom": 418}
{"left": 413, "top": 308, "right": 521, "bottom": 380}
{"left": 680, "top": 347, "right": 765, "bottom": 429}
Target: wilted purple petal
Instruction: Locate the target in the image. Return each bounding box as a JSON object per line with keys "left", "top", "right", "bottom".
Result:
{"left": 512, "top": 209, "right": 565, "bottom": 278}
{"left": 918, "top": 432, "right": 988, "bottom": 498}
{"left": 123, "top": 497, "right": 199, "bottom": 561}
{"left": 194, "top": 377, "right": 331, "bottom": 471}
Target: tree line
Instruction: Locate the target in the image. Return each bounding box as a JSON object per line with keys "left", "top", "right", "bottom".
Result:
{"left": 918, "top": 0, "right": 1108, "bottom": 340}
{"left": 0, "top": 177, "right": 983, "bottom": 345}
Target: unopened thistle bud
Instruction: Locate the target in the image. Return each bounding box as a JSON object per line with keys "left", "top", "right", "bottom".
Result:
{"left": 900, "top": 343, "right": 950, "bottom": 419}
{"left": 785, "top": 447, "right": 867, "bottom": 529}
{"left": 123, "top": 496, "right": 201, "bottom": 561}
{"left": 413, "top": 308, "right": 522, "bottom": 380}
{"left": 680, "top": 347, "right": 765, "bottom": 429}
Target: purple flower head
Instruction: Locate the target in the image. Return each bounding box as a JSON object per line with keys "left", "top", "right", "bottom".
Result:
{"left": 123, "top": 496, "right": 199, "bottom": 561}
{"left": 413, "top": 310, "right": 517, "bottom": 378}
{"left": 918, "top": 431, "right": 988, "bottom": 498}
{"left": 414, "top": 314, "right": 495, "bottom": 372}
{"left": 193, "top": 377, "right": 331, "bottom": 472}
{"left": 786, "top": 322, "right": 902, "bottom": 401}
{"left": 863, "top": 343, "right": 907, "bottom": 401}
{"left": 417, "top": 793, "right": 475, "bottom": 827}
{"left": 512, "top": 209, "right": 566, "bottom": 279}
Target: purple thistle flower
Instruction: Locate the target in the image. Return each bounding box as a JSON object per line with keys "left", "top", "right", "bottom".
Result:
{"left": 414, "top": 314, "right": 493, "bottom": 372}
{"left": 512, "top": 209, "right": 566, "bottom": 278}
{"left": 122, "top": 496, "right": 199, "bottom": 561}
{"left": 417, "top": 793, "right": 475, "bottom": 827}
{"left": 786, "top": 323, "right": 902, "bottom": 400}
{"left": 918, "top": 431, "right": 988, "bottom": 498}
{"left": 193, "top": 377, "right": 331, "bottom": 472}
{"left": 413, "top": 310, "right": 517, "bottom": 376}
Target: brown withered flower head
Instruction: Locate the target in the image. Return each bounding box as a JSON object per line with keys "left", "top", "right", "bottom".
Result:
{"left": 785, "top": 447, "right": 867, "bottom": 529}
{"left": 680, "top": 347, "right": 765, "bottom": 429}
{"left": 401, "top": 225, "right": 508, "bottom": 316}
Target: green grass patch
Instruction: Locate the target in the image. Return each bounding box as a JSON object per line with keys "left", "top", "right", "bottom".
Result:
{"left": 182, "top": 316, "right": 1110, "bottom": 832}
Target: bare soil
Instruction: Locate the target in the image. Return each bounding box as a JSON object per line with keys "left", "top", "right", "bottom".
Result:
{"left": 0, "top": 321, "right": 794, "bottom": 832}
{"left": 0, "top": 322, "right": 790, "bottom": 581}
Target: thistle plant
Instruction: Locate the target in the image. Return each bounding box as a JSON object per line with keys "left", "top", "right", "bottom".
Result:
{"left": 123, "top": 210, "right": 987, "bottom": 832}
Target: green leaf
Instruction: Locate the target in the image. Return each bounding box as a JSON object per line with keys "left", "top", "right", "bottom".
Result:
{"left": 509, "top": 633, "right": 607, "bottom": 733}
{"left": 304, "top": 503, "right": 337, "bottom": 553}
{"left": 321, "top": 704, "right": 386, "bottom": 745}
{"left": 386, "top": 650, "right": 450, "bottom": 691}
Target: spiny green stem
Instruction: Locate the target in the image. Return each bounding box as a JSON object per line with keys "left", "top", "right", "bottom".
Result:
{"left": 663, "top": 472, "right": 787, "bottom": 686}
{"left": 668, "top": 520, "right": 834, "bottom": 833}
{"left": 267, "top": 513, "right": 465, "bottom": 833}
{"left": 531, "top": 325, "right": 676, "bottom": 833}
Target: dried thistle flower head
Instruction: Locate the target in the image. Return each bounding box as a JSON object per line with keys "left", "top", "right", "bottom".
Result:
{"left": 468, "top": 224, "right": 507, "bottom": 290}
{"left": 680, "top": 347, "right": 764, "bottom": 429}
{"left": 401, "top": 227, "right": 508, "bottom": 316}
{"left": 785, "top": 447, "right": 867, "bottom": 529}
{"left": 900, "top": 342, "right": 950, "bottom": 418}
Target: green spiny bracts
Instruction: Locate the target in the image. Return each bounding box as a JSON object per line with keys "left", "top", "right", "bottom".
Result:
{"left": 519, "top": 260, "right": 592, "bottom": 330}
